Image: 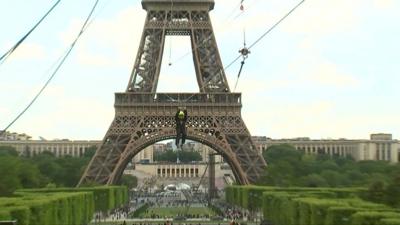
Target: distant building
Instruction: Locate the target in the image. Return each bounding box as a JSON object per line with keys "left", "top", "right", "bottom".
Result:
{"left": 135, "top": 162, "right": 205, "bottom": 178}
{"left": 0, "top": 139, "right": 101, "bottom": 157}
{"left": 153, "top": 143, "right": 167, "bottom": 154}
{"left": 252, "top": 133, "right": 400, "bottom": 163}
{"left": 132, "top": 145, "right": 154, "bottom": 163}
{"left": 0, "top": 131, "right": 32, "bottom": 141}
{"left": 1, "top": 132, "right": 398, "bottom": 163}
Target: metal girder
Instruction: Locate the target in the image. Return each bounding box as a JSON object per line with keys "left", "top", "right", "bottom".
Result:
{"left": 126, "top": 1, "right": 229, "bottom": 93}
{"left": 79, "top": 0, "right": 267, "bottom": 187}
{"left": 78, "top": 93, "right": 267, "bottom": 186}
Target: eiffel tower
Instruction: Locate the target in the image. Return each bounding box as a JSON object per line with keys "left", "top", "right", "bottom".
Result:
{"left": 79, "top": 0, "right": 266, "bottom": 186}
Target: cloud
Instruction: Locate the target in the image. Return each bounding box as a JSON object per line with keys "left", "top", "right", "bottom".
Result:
{"left": 242, "top": 98, "right": 400, "bottom": 140}
{"left": 306, "top": 62, "right": 359, "bottom": 87}
{"left": 282, "top": 0, "right": 362, "bottom": 35}
{"left": 373, "top": 0, "right": 394, "bottom": 9}
{"left": 76, "top": 49, "right": 114, "bottom": 67}
{"left": 3, "top": 0, "right": 398, "bottom": 141}
{"left": 0, "top": 106, "right": 10, "bottom": 116}
{"left": 60, "top": 7, "right": 145, "bottom": 67}
{"left": 234, "top": 58, "right": 359, "bottom": 96}
{"left": 242, "top": 99, "right": 336, "bottom": 138}
{"left": 8, "top": 85, "right": 114, "bottom": 140}
{"left": 6, "top": 42, "right": 46, "bottom": 60}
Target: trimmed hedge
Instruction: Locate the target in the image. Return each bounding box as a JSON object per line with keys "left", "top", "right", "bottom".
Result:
{"left": 351, "top": 211, "right": 400, "bottom": 225}
{"left": 0, "top": 192, "right": 94, "bottom": 225}
{"left": 18, "top": 186, "right": 128, "bottom": 212}
{"left": 0, "top": 210, "right": 12, "bottom": 221}
{"left": 226, "top": 185, "right": 365, "bottom": 210}
{"left": 226, "top": 185, "right": 400, "bottom": 225}
{"left": 0, "top": 186, "right": 128, "bottom": 225}
{"left": 381, "top": 218, "right": 400, "bottom": 225}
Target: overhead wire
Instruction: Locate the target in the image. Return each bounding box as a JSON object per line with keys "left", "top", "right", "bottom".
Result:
{"left": 160, "top": 1, "right": 248, "bottom": 102}
{"left": 233, "top": 29, "right": 248, "bottom": 91}
{"left": 0, "top": 0, "right": 62, "bottom": 66}
{"left": 0, "top": 0, "right": 101, "bottom": 134}
{"left": 168, "top": 0, "right": 247, "bottom": 66}
{"left": 168, "top": 0, "right": 174, "bottom": 66}
{"left": 249, "top": 0, "right": 305, "bottom": 50}
{"left": 226, "top": 1, "right": 243, "bottom": 21}
{"left": 166, "top": 0, "right": 259, "bottom": 98}
{"left": 228, "top": 0, "right": 306, "bottom": 91}
{"left": 148, "top": 0, "right": 306, "bottom": 104}
{"left": 149, "top": 0, "right": 238, "bottom": 101}
{"left": 176, "top": 1, "right": 251, "bottom": 101}
{"left": 170, "top": 0, "right": 262, "bottom": 66}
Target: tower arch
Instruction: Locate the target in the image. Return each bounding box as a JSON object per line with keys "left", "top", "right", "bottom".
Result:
{"left": 107, "top": 135, "right": 247, "bottom": 185}
{"left": 78, "top": 0, "right": 267, "bottom": 186}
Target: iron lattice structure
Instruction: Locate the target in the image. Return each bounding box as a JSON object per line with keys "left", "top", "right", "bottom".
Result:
{"left": 79, "top": 0, "right": 266, "bottom": 186}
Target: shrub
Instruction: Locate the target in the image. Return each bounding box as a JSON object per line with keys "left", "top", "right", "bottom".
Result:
{"left": 0, "top": 192, "right": 94, "bottom": 225}
{"left": 18, "top": 186, "right": 128, "bottom": 212}
{"left": 227, "top": 185, "right": 400, "bottom": 225}
{"left": 351, "top": 211, "right": 400, "bottom": 225}
{"left": 0, "top": 186, "right": 127, "bottom": 225}
{"left": 380, "top": 218, "right": 400, "bottom": 225}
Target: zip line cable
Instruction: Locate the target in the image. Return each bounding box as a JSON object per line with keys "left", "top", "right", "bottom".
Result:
{"left": 225, "top": 0, "right": 306, "bottom": 71}
{"left": 251, "top": 0, "right": 305, "bottom": 50}
{"left": 227, "top": 0, "right": 306, "bottom": 90}
{"left": 167, "top": 0, "right": 254, "bottom": 101}
{"left": 170, "top": 0, "right": 262, "bottom": 66}
{"left": 234, "top": 29, "right": 249, "bottom": 91}
{"left": 0, "top": 0, "right": 62, "bottom": 66}
{"left": 0, "top": 0, "right": 110, "bottom": 136}
{"left": 127, "top": 0, "right": 305, "bottom": 105}
{"left": 226, "top": 1, "right": 243, "bottom": 20}
{"left": 169, "top": 0, "right": 248, "bottom": 66}
{"left": 168, "top": 0, "right": 174, "bottom": 66}
{"left": 0, "top": 0, "right": 100, "bottom": 134}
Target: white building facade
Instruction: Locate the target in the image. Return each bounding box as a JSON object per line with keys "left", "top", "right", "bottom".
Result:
{"left": 1, "top": 133, "right": 398, "bottom": 163}
{"left": 253, "top": 134, "right": 399, "bottom": 163}
{"left": 0, "top": 140, "right": 101, "bottom": 157}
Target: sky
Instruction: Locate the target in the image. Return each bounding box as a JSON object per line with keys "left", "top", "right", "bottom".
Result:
{"left": 0, "top": 0, "right": 399, "bottom": 141}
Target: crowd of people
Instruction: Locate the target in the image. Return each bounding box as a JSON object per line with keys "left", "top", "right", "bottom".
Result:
{"left": 114, "top": 222, "right": 233, "bottom": 225}
{"left": 91, "top": 190, "right": 262, "bottom": 225}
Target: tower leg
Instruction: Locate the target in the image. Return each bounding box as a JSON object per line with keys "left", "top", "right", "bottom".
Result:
{"left": 208, "top": 153, "right": 217, "bottom": 202}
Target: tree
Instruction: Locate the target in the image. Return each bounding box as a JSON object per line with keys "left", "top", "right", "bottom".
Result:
{"left": 385, "top": 174, "right": 400, "bottom": 207}
{"left": 263, "top": 144, "right": 301, "bottom": 165}
{"left": 179, "top": 150, "right": 202, "bottom": 163}
{"left": 319, "top": 161, "right": 340, "bottom": 171}
{"left": 53, "top": 156, "right": 88, "bottom": 187}
{"left": 83, "top": 146, "right": 97, "bottom": 158}
{"left": 359, "top": 160, "right": 389, "bottom": 174}
{"left": 154, "top": 150, "right": 202, "bottom": 163}
{"left": 120, "top": 175, "right": 138, "bottom": 189}
{"left": 258, "top": 161, "right": 294, "bottom": 186}
{"left": 366, "top": 180, "right": 386, "bottom": 203}
{"left": 258, "top": 143, "right": 400, "bottom": 189}
{"left": 320, "top": 170, "right": 343, "bottom": 187}
{"left": 299, "top": 174, "right": 328, "bottom": 187}
{"left": 344, "top": 170, "right": 368, "bottom": 186}
{"left": 17, "top": 160, "right": 45, "bottom": 188}
{"left": 0, "top": 146, "right": 18, "bottom": 156}
{"left": 154, "top": 150, "right": 176, "bottom": 162}
{"left": 0, "top": 148, "right": 100, "bottom": 194}
{"left": 0, "top": 156, "right": 21, "bottom": 196}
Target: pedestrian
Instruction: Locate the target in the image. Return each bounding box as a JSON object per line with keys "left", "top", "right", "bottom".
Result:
{"left": 175, "top": 108, "right": 188, "bottom": 148}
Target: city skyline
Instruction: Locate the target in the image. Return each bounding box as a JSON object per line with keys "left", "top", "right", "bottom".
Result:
{"left": 1, "top": 0, "right": 399, "bottom": 140}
